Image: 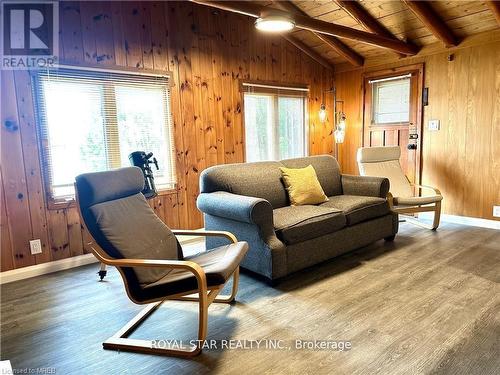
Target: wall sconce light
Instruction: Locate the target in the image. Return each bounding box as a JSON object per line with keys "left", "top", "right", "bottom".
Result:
{"left": 334, "top": 110, "right": 346, "bottom": 144}
{"left": 319, "top": 103, "right": 327, "bottom": 123}
{"left": 319, "top": 87, "right": 347, "bottom": 144}
{"left": 334, "top": 129, "right": 345, "bottom": 144}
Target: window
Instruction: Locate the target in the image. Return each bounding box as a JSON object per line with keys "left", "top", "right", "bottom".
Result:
{"left": 243, "top": 83, "right": 308, "bottom": 162}
{"left": 33, "top": 67, "right": 176, "bottom": 202}
{"left": 371, "top": 76, "right": 410, "bottom": 124}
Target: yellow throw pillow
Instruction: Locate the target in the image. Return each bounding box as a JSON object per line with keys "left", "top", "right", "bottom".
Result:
{"left": 280, "top": 165, "right": 328, "bottom": 206}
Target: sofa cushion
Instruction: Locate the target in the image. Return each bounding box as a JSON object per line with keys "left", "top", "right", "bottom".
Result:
{"left": 280, "top": 165, "right": 328, "bottom": 206}
{"left": 321, "top": 195, "right": 389, "bottom": 225}
{"left": 273, "top": 205, "right": 346, "bottom": 245}
{"left": 199, "top": 161, "right": 288, "bottom": 208}
{"left": 281, "top": 155, "right": 342, "bottom": 196}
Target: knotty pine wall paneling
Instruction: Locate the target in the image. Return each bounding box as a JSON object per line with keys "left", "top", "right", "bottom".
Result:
{"left": 0, "top": 1, "right": 334, "bottom": 271}
{"left": 334, "top": 36, "right": 500, "bottom": 221}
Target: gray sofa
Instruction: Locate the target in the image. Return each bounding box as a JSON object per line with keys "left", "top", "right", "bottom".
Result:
{"left": 197, "top": 155, "right": 398, "bottom": 282}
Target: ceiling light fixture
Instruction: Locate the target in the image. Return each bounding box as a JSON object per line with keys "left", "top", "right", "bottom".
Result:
{"left": 255, "top": 11, "right": 295, "bottom": 33}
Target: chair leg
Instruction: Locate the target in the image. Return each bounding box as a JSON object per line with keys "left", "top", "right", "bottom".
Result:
{"left": 432, "top": 201, "right": 441, "bottom": 230}
{"left": 213, "top": 267, "right": 240, "bottom": 303}
{"left": 102, "top": 296, "right": 209, "bottom": 357}
{"left": 197, "top": 284, "right": 209, "bottom": 344}
{"left": 102, "top": 268, "right": 240, "bottom": 357}
{"left": 400, "top": 203, "right": 441, "bottom": 231}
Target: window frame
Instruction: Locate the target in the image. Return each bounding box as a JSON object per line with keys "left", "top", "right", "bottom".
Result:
{"left": 31, "top": 65, "right": 177, "bottom": 210}
{"left": 240, "top": 80, "right": 309, "bottom": 163}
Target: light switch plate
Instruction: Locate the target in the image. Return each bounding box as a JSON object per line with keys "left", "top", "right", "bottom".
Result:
{"left": 428, "top": 119, "right": 440, "bottom": 131}
{"left": 29, "top": 239, "right": 42, "bottom": 255}
{"left": 493, "top": 206, "right": 500, "bottom": 218}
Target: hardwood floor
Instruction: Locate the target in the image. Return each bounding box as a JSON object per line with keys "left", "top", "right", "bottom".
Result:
{"left": 1, "top": 222, "right": 499, "bottom": 374}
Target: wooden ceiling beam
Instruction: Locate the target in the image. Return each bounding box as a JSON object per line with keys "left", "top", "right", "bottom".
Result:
{"left": 335, "top": 0, "right": 412, "bottom": 58}
{"left": 486, "top": 1, "right": 500, "bottom": 27}
{"left": 274, "top": 0, "right": 364, "bottom": 67}
{"left": 336, "top": 0, "right": 397, "bottom": 38}
{"left": 281, "top": 35, "right": 335, "bottom": 70}
{"left": 314, "top": 33, "right": 364, "bottom": 67}
{"left": 402, "top": 0, "right": 459, "bottom": 48}
{"left": 190, "top": 0, "right": 419, "bottom": 55}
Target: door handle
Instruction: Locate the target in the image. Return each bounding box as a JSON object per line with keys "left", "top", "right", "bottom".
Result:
{"left": 407, "top": 144, "right": 417, "bottom": 150}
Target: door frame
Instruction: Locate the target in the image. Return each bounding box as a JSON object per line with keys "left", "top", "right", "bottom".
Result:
{"left": 362, "top": 63, "right": 424, "bottom": 185}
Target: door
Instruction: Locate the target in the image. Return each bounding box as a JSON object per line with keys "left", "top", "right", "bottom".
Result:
{"left": 363, "top": 64, "right": 423, "bottom": 185}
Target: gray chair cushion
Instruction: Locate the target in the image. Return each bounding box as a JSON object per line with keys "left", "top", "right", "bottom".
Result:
{"left": 281, "top": 155, "right": 342, "bottom": 197}
{"left": 89, "top": 193, "right": 181, "bottom": 284}
{"left": 273, "top": 205, "right": 346, "bottom": 245}
{"left": 76, "top": 167, "right": 145, "bottom": 208}
{"left": 141, "top": 242, "right": 248, "bottom": 301}
{"left": 321, "top": 195, "right": 389, "bottom": 226}
{"left": 200, "top": 161, "right": 288, "bottom": 208}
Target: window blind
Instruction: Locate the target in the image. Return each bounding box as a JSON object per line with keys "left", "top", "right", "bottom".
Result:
{"left": 241, "top": 82, "right": 309, "bottom": 97}
{"left": 33, "top": 66, "right": 176, "bottom": 202}
{"left": 371, "top": 77, "right": 410, "bottom": 124}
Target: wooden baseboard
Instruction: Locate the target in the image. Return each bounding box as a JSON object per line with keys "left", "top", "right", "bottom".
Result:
{"left": 0, "top": 235, "right": 205, "bottom": 285}
{"left": 0, "top": 253, "right": 99, "bottom": 285}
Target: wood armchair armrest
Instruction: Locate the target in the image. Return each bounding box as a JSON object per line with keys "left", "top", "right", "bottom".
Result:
{"left": 411, "top": 184, "right": 442, "bottom": 196}
{"left": 386, "top": 192, "right": 394, "bottom": 209}
{"left": 89, "top": 246, "right": 206, "bottom": 283}
{"left": 172, "top": 230, "right": 238, "bottom": 244}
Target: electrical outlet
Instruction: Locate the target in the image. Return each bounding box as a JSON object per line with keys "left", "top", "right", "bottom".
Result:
{"left": 29, "top": 239, "right": 42, "bottom": 255}
{"left": 428, "top": 119, "right": 440, "bottom": 131}
{"left": 493, "top": 206, "right": 500, "bottom": 218}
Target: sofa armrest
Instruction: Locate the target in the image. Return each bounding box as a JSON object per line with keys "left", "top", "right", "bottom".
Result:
{"left": 197, "top": 192, "right": 273, "bottom": 226}
{"left": 341, "top": 174, "right": 390, "bottom": 198}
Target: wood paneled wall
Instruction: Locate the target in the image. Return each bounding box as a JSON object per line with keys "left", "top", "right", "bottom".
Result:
{"left": 335, "top": 33, "right": 500, "bottom": 221}
{"left": 0, "top": 1, "right": 334, "bottom": 271}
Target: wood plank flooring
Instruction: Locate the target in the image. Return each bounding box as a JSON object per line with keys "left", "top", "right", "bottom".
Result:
{"left": 1, "top": 222, "right": 499, "bottom": 374}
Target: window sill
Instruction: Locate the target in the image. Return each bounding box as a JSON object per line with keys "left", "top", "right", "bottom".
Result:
{"left": 46, "top": 188, "right": 179, "bottom": 211}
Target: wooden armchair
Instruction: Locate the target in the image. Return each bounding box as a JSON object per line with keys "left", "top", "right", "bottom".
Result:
{"left": 357, "top": 146, "right": 443, "bottom": 230}
{"left": 75, "top": 167, "right": 248, "bottom": 357}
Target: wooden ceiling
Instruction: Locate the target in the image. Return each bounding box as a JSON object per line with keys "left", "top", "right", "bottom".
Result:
{"left": 192, "top": 1, "right": 500, "bottom": 69}
{"left": 288, "top": 0, "right": 499, "bottom": 65}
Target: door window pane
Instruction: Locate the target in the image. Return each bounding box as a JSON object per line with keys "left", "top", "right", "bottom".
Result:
{"left": 372, "top": 77, "right": 410, "bottom": 124}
